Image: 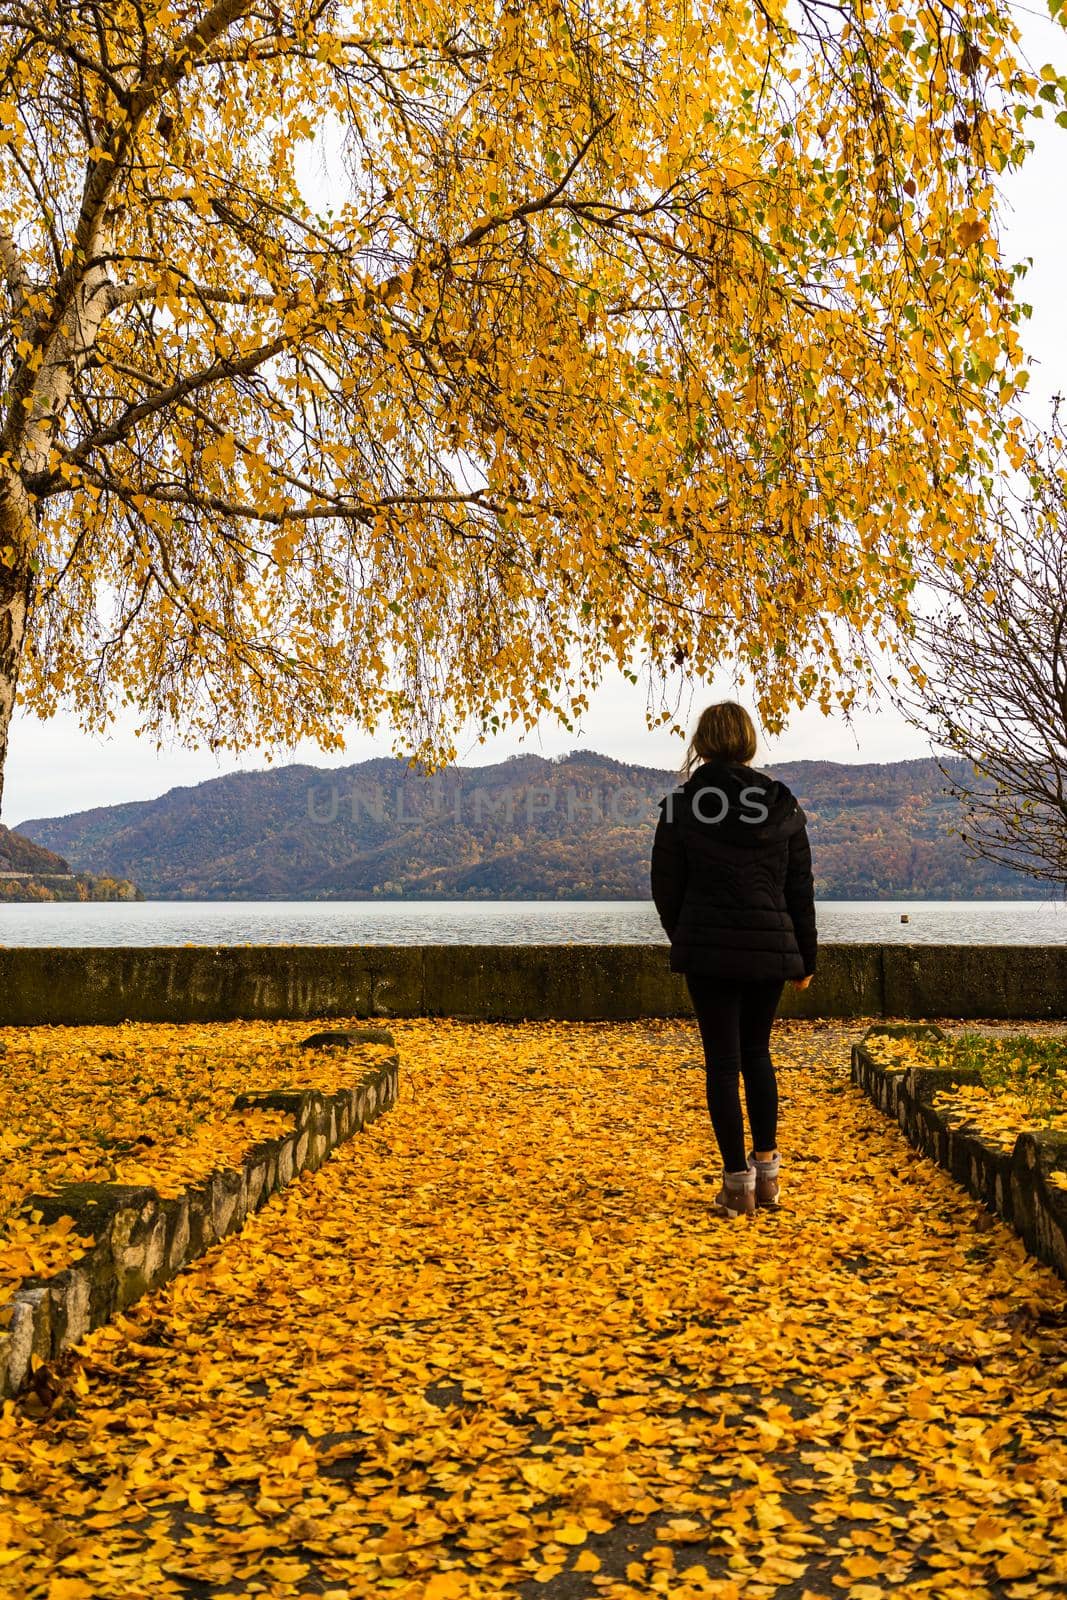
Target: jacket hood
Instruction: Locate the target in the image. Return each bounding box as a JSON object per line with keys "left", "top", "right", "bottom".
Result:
{"left": 661, "top": 760, "right": 805, "bottom": 846}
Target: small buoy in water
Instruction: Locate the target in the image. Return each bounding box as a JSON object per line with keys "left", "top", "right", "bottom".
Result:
{"left": 900, "top": 913, "right": 910, "bottom": 923}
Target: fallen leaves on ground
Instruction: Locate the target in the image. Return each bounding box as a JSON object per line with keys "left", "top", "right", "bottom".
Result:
{"left": 1, "top": 1016, "right": 1066, "bottom": 1600}
{"left": 863, "top": 1028, "right": 1067, "bottom": 1160}
{"left": 0, "top": 1022, "right": 394, "bottom": 1303}
{"left": 931, "top": 1081, "right": 1067, "bottom": 1160}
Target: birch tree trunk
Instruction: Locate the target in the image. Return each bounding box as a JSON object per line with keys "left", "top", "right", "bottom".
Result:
{"left": 0, "top": 470, "right": 33, "bottom": 820}
{"left": 0, "top": 222, "right": 112, "bottom": 817}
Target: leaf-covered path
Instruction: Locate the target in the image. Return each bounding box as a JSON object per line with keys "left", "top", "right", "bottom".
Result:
{"left": 2, "top": 1017, "right": 1066, "bottom": 1600}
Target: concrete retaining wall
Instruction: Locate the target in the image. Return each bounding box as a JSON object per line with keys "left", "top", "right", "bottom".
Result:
{"left": 0, "top": 943, "right": 1064, "bottom": 1024}
{"left": 0, "top": 1043, "right": 399, "bottom": 1399}
{"left": 851, "top": 1026, "right": 1067, "bottom": 1282}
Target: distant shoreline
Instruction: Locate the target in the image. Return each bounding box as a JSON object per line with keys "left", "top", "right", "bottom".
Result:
{"left": 15, "top": 892, "right": 1055, "bottom": 905}
{"left": 1, "top": 893, "right": 1063, "bottom": 908}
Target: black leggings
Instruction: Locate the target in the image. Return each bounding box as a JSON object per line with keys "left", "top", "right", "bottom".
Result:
{"left": 685, "top": 973, "right": 785, "bottom": 1173}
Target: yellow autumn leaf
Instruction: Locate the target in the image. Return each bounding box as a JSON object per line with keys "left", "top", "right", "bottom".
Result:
{"left": 843, "top": 1553, "right": 882, "bottom": 1577}
{"left": 845, "top": 1502, "right": 882, "bottom": 1520}
{"left": 997, "top": 1551, "right": 1037, "bottom": 1578}
{"left": 423, "top": 1574, "right": 466, "bottom": 1599}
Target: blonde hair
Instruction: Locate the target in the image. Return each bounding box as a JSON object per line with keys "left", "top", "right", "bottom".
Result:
{"left": 682, "top": 701, "right": 758, "bottom": 777}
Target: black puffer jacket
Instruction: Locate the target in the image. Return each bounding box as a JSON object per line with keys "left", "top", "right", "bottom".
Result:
{"left": 650, "top": 759, "right": 817, "bottom": 982}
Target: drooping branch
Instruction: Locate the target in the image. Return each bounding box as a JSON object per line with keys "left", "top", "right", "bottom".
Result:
{"left": 56, "top": 462, "right": 521, "bottom": 527}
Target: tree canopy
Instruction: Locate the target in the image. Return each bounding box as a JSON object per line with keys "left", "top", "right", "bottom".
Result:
{"left": 0, "top": 0, "right": 1059, "bottom": 809}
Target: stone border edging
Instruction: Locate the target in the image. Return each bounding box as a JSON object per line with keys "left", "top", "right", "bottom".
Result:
{"left": 0, "top": 1045, "right": 399, "bottom": 1399}
{"left": 851, "top": 1024, "right": 1067, "bottom": 1281}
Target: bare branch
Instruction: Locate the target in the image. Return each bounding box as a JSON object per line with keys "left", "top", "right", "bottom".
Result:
{"left": 885, "top": 414, "right": 1067, "bottom": 892}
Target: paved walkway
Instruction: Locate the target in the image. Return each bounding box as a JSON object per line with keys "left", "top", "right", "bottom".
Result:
{"left": 2, "top": 1017, "right": 1066, "bottom": 1600}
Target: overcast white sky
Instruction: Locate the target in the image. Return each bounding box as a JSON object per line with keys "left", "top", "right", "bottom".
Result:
{"left": 7, "top": 5, "right": 1067, "bottom": 825}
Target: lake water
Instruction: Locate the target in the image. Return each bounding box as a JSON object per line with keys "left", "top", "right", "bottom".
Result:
{"left": 0, "top": 899, "right": 1065, "bottom": 946}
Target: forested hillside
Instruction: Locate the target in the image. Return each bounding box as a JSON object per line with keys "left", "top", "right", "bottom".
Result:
{"left": 18, "top": 751, "right": 1046, "bottom": 900}
{"left": 0, "top": 823, "right": 141, "bottom": 902}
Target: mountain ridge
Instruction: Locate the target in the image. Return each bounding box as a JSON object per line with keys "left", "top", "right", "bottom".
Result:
{"left": 16, "top": 750, "right": 1051, "bottom": 901}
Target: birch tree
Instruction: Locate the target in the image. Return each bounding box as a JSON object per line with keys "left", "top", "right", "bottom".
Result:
{"left": 0, "top": 0, "right": 1055, "bottom": 813}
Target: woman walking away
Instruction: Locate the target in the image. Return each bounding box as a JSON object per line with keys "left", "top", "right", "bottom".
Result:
{"left": 650, "top": 702, "right": 817, "bottom": 1219}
